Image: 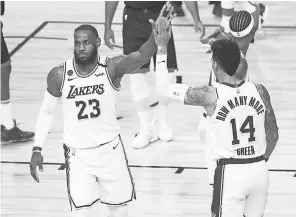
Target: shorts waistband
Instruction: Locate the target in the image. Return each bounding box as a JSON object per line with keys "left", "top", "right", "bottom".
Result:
{"left": 217, "top": 155, "right": 265, "bottom": 166}
{"left": 63, "top": 135, "right": 120, "bottom": 150}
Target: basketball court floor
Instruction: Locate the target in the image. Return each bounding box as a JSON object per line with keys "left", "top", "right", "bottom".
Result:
{"left": 1, "top": 1, "right": 296, "bottom": 217}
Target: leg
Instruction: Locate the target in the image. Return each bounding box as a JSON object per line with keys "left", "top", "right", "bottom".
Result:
{"left": 95, "top": 136, "right": 134, "bottom": 217}
{"left": 211, "top": 165, "right": 245, "bottom": 217}
{"left": 220, "top": 1, "right": 235, "bottom": 33}
{"left": 244, "top": 161, "right": 269, "bottom": 217}
{"left": 71, "top": 209, "right": 91, "bottom": 217}
{"left": 123, "top": 8, "right": 157, "bottom": 149}
{"left": 63, "top": 145, "right": 101, "bottom": 212}
{"left": 108, "top": 205, "right": 128, "bottom": 217}
{"left": 1, "top": 27, "right": 34, "bottom": 142}
{"left": 1, "top": 28, "right": 13, "bottom": 129}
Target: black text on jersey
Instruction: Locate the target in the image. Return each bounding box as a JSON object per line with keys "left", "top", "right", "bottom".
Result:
{"left": 66, "top": 84, "right": 105, "bottom": 99}
{"left": 216, "top": 96, "right": 265, "bottom": 121}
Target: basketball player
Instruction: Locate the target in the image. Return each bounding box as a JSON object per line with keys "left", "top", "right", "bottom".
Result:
{"left": 201, "top": 1, "right": 269, "bottom": 46}
{"left": 155, "top": 39, "right": 279, "bottom": 217}
{"left": 29, "top": 4, "right": 175, "bottom": 217}
{"left": 105, "top": 1, "right": 204, "bottom": 149}
{"left": 199, "top": 11, "right": 259, "bottom": 185}
{"left": 1, "top": 1, "right": 35, "bottom": 143}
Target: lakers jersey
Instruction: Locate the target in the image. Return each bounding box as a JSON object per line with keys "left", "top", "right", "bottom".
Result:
{"left": 205, "top": 81, "right": 266, "bottom": 159}
{"left": 60, "top": 56, "right": 121, "bottom": 149}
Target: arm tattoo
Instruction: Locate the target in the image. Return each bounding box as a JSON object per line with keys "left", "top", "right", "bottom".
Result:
{"left": 257, "top": 84, "right": 279, "bottom": 158}
{"left": 185, "top": 86, "right": 215, "bottom": 106}
{"left": 47, "top": 64, "right": 64, "bottom": 97}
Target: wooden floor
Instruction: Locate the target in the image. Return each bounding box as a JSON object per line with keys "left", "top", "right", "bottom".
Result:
{"left": 1, "top": 1, "right": 296, "bottom": 217}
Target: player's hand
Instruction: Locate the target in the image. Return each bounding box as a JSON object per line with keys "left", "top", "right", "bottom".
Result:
{"left": 149, "top": 3, "right": 177, "bottom": 49}
{"left": 194, "top": 20, "right": 205, "bottom": 40}
{"left": 30, "top": 150, "right": 44, "bottom": 183}
{"left": 104, "top": 27, "right": 115, "bottom": 49}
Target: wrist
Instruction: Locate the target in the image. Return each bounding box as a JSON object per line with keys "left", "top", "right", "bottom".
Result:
{"left": 105, "top": 24, "right": 112, "bottom": 29}
{"left": 32, "top": 146, "right": 42, "bottom": 152}
{"left": 157, "top": 46, "right": 167, "bottom": 55}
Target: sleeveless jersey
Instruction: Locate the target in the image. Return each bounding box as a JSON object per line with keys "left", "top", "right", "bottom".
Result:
{"left": 60, "top": 56, "right": 121, "bottom": 149}
{"left": 205, "top": 81, "right": 266, "bottom": 159}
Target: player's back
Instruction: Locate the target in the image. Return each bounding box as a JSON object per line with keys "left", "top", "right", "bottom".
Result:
{"left": 206, "top": 81, "right": 266, "bottom": 159}
{"left": 60, "top": 56, "right": 121, "bottom": 149}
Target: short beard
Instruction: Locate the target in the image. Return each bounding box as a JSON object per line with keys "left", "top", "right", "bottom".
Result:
{"left": 74, "top": 49, "right": 98, "bottom": 66}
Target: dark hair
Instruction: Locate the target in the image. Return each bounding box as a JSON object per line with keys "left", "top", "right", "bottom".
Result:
{"left": 229, "top": 11, "right": 252, "bottom": 33}
{"left": 74, "top": 24, "right": 99, "bottom": 38}
{"left": 211, "top": 39, "right": 241, "bottom": 76}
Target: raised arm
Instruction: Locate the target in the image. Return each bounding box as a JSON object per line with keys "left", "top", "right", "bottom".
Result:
{"left": 155, "top": 44, "right": 216, "bottom": 107}
{"left": 257, "top": 84, "right": 279, "bottom": 160}
{"left": 107, "top": 3, "right": 176, "bottom": 78}
{"left": 30, "top": 64, "right": 64, "bottom": 183}
{"left": 110, "top": 32, "right": 157, "bottom": 76}
{"left": 104, "top": 1, "right": 119, "bottom": 49}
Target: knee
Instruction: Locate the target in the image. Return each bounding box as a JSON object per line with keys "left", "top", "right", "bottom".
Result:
{"left": 108, "top": 204, "right": 128, "bottom": 217}
{"left": 129, "top": 73, "right": 150, "bottom": 102}
{"left": 71, "top": 207, "right": 91, "bottom": 217}
{"left": 1, "top": 61, "right": 12, "bottom": 78}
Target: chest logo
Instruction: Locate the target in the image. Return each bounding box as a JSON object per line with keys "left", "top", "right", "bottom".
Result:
{"left": 66, "top": 84, "right": 105, "bottom": 99}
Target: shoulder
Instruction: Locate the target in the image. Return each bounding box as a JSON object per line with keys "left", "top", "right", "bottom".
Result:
{"left": 106, "top": 55, "right": 126, "bottom": 76}
{"left": 47, "top": 63, "right": 65, "bottom": 97}
{"left": 255, "top": 83, "right": 270, "bottom": 99}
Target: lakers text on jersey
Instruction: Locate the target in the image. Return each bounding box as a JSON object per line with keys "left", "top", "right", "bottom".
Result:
{"left": 60, "top": 56, "right": 121, "bottom": 149}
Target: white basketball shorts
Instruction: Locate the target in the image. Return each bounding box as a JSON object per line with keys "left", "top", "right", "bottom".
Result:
{"left": 211, "top": 156, "right": 269, "bottom": 217}
{"left": 63, "top": 135, "right": 135, "bottom": 211}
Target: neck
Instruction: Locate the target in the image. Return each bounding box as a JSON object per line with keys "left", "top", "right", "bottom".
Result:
{"left": 220, "top": 73, "right": 240, "bottom": 86}
{"left": 75, "top": 56, "right": 98, "bottom": 76}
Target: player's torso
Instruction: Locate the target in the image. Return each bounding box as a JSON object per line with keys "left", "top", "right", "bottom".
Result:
{"left": 206, "top": 81, "right": 266, "bottom": 159}
{"left": 60, "top": 56, "right": 121, "bottom": 149}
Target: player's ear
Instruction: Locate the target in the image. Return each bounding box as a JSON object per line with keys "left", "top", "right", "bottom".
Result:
{"left": 96, "top": 37, "right": 101, "bottom": 48}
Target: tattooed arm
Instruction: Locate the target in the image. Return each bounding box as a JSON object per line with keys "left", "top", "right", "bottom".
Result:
{"left": 257, "top": 84, "right": 279, "bottom": 160}
{"left": 184, "top": 86, "right": 217, "bottom": 107}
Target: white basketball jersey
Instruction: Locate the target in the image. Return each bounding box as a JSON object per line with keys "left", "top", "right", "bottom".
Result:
{"left": 205, "top": 81, "right": 266, "bottom": 159}
{"left": 60, "top": 56, "right": 121, "bottom": 149}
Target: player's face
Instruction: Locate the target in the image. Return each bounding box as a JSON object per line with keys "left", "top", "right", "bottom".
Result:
{"left": 74, "top": 30, "right": 98, "bottom": 64}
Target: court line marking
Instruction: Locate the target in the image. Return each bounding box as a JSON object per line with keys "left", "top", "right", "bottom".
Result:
{"left": 5, "top": 36, "right": 67, "bottom": 40}
{"left": 9, "top": 21, "right": 48, "bottom": 56}
{"left": 47, "top": 21, "right": 296, "bottom": 29}
{"left": 1, "top": 161, "right": 295, "bottom": 174}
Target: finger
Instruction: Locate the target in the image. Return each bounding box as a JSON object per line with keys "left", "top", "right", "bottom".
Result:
{"left": 168, "top": 25, "right": 172, "bottom": 38}
{"left": 148, "top": 19, "right": 155, "bottom": 25}
{"left": 106, "top": 42, "right": 114, "bottom": 49}
{"left": 167, "top": 5, "right": 174, "bottom": 18}
{"left": 159, "top": 4, "right": 167, "bottom": 17}
{"left": 168, "top": 13, "right": 177, "bottom": 23}
{"left": 39, "top": 157, "right": 44, "bottom": 172}
{"left": 30, "top": 166, "right": 39, "bottom": 183}
{"left": 166, "top": 3, "right": 172, "bottom": 12}
{"left": 200, "top": 26, "right": 206, "bottom": 39}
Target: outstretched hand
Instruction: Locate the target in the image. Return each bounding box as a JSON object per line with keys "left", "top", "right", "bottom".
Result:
{"left": 149, "top": 3, "right": 177, "bottom": 49}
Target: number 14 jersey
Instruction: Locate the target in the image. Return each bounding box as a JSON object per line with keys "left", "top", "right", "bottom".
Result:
{"left": 60, "top": 56, "right": 121, "bottom": 149}
{"left": 206, "top": 81, "right": 266, "bottom": 159}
